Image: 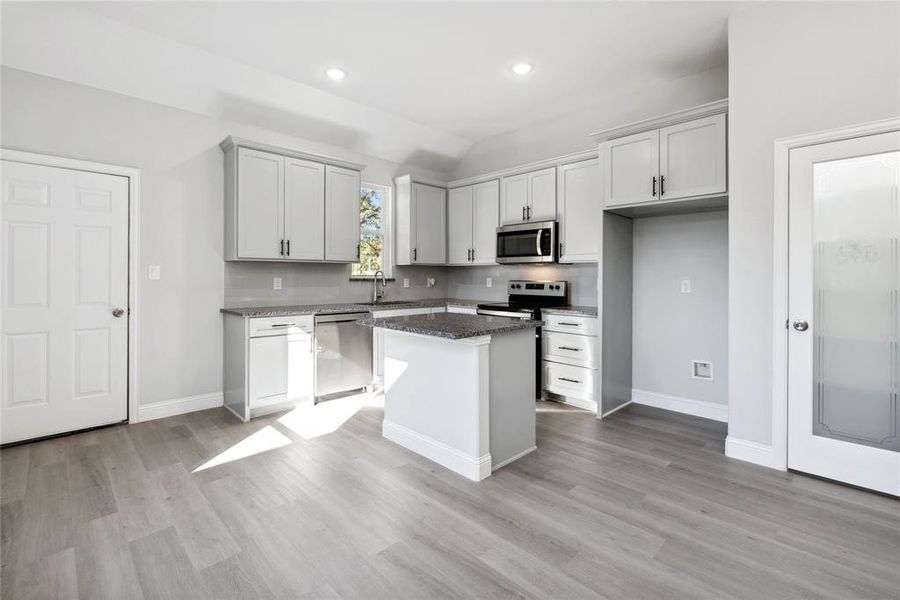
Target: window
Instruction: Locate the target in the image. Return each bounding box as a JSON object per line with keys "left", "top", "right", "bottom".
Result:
{"left": 352, "top": 183, "right": 392, "bottom": 278}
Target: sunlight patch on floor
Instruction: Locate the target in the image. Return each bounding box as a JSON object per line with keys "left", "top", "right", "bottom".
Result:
{"left": 278, "top": 392, "right": 379, "bottom": 439}
{"left": 193, "top": 425, "right": 292, "bottom": 472}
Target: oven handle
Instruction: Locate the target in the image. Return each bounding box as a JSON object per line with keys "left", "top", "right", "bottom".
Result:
{"left": 536, "top": 230, "right": 543, "bottom": 257}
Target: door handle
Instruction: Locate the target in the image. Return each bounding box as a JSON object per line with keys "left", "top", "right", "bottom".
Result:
{"left": 357, "top": 244, "right": 360, "bottom": 260}
{"left": 471, "top": 248, "right": 475, "bottom": 261}
{"left": 112, "top": 308, "right": 125, "bottom": 318}
{"left": 527, "top": 206, "right": 532, "bottom": 220}
{"left": 280, "top": 239, "right": 285, "bottom": 256}
{"left": 286, "top": 239, "right": 290, "bottom": 257}
{"left": 792, "top": 320, "right": 809, "bottom": 332}
{"left": 660, "top": 175, "right": 666, "bottom": 196}
{"left": 652, "top": 176, "right": 657, "bottom": 197}
{"left": 413, "top": 248, "right": 417, "bottom": 261}
{"left": 522, "top": 206, "right": 526, "bottom": 221}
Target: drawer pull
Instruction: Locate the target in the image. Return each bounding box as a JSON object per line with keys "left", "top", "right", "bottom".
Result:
{"left": 558, "top": 346, "right": 581, "bottom": 351}
{"left": 270, "top": 323, "right": 296, "bottom": 328}
{"left": 557, "top": 322, "right": 581, "bottom": 327}
{"left": 559, "top": 377, "right": 581, "bottom": 384}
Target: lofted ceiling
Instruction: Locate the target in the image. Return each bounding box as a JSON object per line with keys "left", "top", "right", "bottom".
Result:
{"left": 1, "top": 1, "right": 751, "bottom": 174}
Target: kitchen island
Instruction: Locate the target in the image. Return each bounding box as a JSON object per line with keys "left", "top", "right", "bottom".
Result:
{"left": 359, "top": 312, "right": 539, "bottom": 481}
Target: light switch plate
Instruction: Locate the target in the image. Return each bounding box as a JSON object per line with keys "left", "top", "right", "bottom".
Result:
{"left": 273, "top": 277, "right": 282, "bottom": 290}
{"left": 403, "top": 278, "right": 410, "bottom": 288}
{"left": 486, "top": 277, "right": 492, "bottom": 288}
{"left": 148, "top": 265, "right": 160, "bottom": 280}
{"left": 680, "top": 279, "right": 692, "bottom": 294}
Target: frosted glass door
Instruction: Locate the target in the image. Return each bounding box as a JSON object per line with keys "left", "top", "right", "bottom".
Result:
{"left": 788, "top": 130, "right": 900, "bottom": 496}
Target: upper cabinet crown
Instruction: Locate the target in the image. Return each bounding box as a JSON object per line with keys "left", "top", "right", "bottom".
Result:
{"left": 395, "top": 176, "right": 447, "bottom": 265}
{"left": 596, "top": 102, "right": 727, "bottom": 209}
{"left": 222, "top": 137, "right": 363, "bottom": 262}
{"left": 500, "top": 166, "right": 557, "bottom": 225}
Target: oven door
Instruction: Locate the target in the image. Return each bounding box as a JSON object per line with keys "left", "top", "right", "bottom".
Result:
{"left": 496, "top": 221, "right": 556, "bottom": 264}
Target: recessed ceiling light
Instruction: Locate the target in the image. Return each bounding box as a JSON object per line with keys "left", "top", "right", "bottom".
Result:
{"left": 512, "top": 63, "right": 533, "bottom": 76}
{"left": 325, "top": 68, "right": 346, "bottom": 81}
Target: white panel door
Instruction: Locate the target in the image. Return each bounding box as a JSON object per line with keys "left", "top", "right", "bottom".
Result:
{"left": 500, "top": 173, "right": 528, "bottom": 225}
{"left": 237, "top": 147, "right": 284, "bottom": 259}
{"left": 472, "top": 180, "right": 499, "bottom": 265}
{"left": 2, "top": 160, "right": 129, "bottom": 443}
{"left": 604, "top": 130, "right": 659, "bottom": 207}
{"left": 324, "top": 165, "right": 361, "bottom": 262}
{"left": 411, "top": 182, "right": 446, "bottom": 264}
{"left": 659, "top": 113, "right": 727, "bottom": 200}
{"left": 787, "top": 131, "right": 900, "bottom": 496}
{"left": 248, "top": 335, "right": 288, "bottom": 409}
{"left": 447, "top": 186, "right": 473, "bottom": 265}
{"left": 527, "top": 167, "right": 557, "bottom": 222}
{"left": 558, "top": 158, "right": 600, "bottom": 262}
{"left": 284, "top": 157, "right": 325, "bottom": 261}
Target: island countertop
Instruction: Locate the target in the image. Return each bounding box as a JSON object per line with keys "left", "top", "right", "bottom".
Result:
{"left": 358, "top": 312, "right": 540, "bottom": 340}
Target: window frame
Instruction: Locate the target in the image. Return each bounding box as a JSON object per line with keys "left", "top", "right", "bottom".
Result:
{"left": 351, "top": 182, "right": 393, "bottom": 279}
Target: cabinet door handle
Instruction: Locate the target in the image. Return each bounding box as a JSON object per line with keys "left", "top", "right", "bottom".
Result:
{"left": 527, "top": 206, "right": 532, "bottom": 220}
{"left": 559, "top": 377, "right": 581, "bottom": 384}
{"left": 660, "top": 175, "right": 666, "bottom": 196}
{"left": 558, "top": 346, "right": 581, "bottom": 351}
{"left": 652, "top": 176, "right": 657, "bottom": 197}
{"left": 280, "top": 239, "right": 285, "bottom": 256}
{"left": 559, "top": 242, "right": 564, "bottom": 257}
{"left": 413, "top": 248, "right": 417, "bottom": 261}
{"left": 286, "top": 239, "right": 290, "bottom": 257}
{"left": 522, "top": 206, "right": 526, "bottom": 221}
{"left": 471, "top": 248, "right": 475, "bottom": 261}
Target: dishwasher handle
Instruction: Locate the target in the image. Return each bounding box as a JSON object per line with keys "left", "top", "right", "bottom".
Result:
{"left": 314, "top": 312, "right": 371, "bottom": 324}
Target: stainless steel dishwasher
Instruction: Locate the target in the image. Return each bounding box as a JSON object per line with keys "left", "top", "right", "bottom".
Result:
{"left": 314, "top": 312, "right": 373, "bottom": 398}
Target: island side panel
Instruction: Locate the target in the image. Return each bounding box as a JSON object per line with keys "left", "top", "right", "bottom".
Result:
{"left": 382, "top": 330, "right": 491, "bottom": 481}
{"left": 223, "top": 313, "right": 249, "bottom": 421}
{"left": 488, "top": 328, "right": 537, "bottom": 469}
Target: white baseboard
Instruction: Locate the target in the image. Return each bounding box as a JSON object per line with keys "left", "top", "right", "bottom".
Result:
{"left": 631, "top": 389, "right": 728, "bottom": 422}
{"left": 492, "top": 445, "right": 536, "bottom": 471}
{"left": 725, "top": 436, "right": 778, "bottom": 469}
{"left": 383, "top": 419, "right": 491, "bottom": 481}
{"left": 137, "top": 392, "right": 224, "bottom": 422}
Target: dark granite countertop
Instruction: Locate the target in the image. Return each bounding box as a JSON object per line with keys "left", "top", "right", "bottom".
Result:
{"left": 541, "top": 306, "right": 598, "bottom": 317}
{"left": 220, "top": 298, "right": 483, "bottom": 318}
{"left": 358, "top": 313, "right": 540, "bottom": 340}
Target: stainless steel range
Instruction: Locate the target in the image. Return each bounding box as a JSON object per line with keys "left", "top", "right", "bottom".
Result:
{"left": 476, "top": 280, "right": 568, "bottom": 397}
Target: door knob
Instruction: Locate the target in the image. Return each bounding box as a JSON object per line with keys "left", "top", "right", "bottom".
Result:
{"left": 792, "top": 320, "right": 809, "bottom": 332}
{"left": 112, "top": 308, "right": 125, "bottom": 318}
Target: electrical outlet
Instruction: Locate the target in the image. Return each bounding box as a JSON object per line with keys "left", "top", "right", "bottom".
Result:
{"left": 486, "top": 277, "right": 492, "bottom": 288}
{"left": 403, "top": 278, "right": 410, "bottom": 288}
{"left": 148, "top": 265, "right": 160, "bottom": 280}
{"left": 692, "top": 360, "right": 713, "bottom": 381}
{"left": 426, "top": 277, "right": 435, "bottom": 288}
{"left": 680, "top": 279, "right": 692, "bottom": 294}
{"left": 273, "top": 277, "right": 282, "bottom": 290}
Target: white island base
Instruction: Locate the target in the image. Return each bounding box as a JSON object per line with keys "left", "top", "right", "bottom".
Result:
{"left": 381, "top": 328, "right": 536, "bottom": 481}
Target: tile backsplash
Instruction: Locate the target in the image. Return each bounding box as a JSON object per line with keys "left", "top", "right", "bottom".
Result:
{"left": 445, "top": 263, "right": 598, "bottom": 306}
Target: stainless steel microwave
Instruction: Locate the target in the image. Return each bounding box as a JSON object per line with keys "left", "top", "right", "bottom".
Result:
{"left": 496, "top": 220, "right": 557, "bottom": 264}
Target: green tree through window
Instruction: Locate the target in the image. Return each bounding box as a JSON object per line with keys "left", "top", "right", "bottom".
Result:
{"left": 352, "top": 186, "right": 385, "bottom": 277}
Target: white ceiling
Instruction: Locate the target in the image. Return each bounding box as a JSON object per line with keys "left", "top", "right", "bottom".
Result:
{"left": 2, "top": 1, "right": 750, "bottom": 173}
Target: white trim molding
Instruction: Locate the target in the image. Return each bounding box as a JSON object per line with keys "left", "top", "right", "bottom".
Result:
{"left": 492, "top": 445, "right": 536, "bottom": 471}
{"left": 220, "top": 136, "right": 366, "bottom": 171}
{"left": 138, "top": 392, "right": 224, "bottom": 422}
{"left": 725, "top": 436, "right": 777, "bottom": 469}
{"left": 0, "top": 148, "right": 142, "bottom": 425}
{"left": 772, "top": 116, "right": 900, "bottom": 472}
{"left": 447, "top": 148, "right": 598, "bottom": 189}
{"left": 631, "top": 389, "right": 728, "bottom": 422}
{"left": 383, "top": 419, "right": 492, "bottom": 481}
{"left": 590, "top": 98, "right": 728, "bottom": 142}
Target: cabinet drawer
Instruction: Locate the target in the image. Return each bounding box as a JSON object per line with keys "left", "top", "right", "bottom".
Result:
{"left": 249, "top": 315, "right": 314, "bottom": 337}
{"left": 542, "top": 331, "right": 597, "bottom": 368}
{"left": 543, "top": 313, "right": 598, "bottom": 336}
{"left": 543, "top": 361, "right": 594, "bottom": 401}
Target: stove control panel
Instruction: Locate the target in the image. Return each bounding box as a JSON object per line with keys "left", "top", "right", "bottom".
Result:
{"left": 507, "top": 280, "right": 567, "bottom": 297}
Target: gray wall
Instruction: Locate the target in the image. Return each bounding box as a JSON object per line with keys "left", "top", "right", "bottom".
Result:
{"left": 0, "top": 67, "right": 446, "bottom": 406}
{"left": 445, "top": 264, "right": 598, "bottom": 306}
{"left": 451, "top": 66, "right": 727, "bottom": 180}
{"left": 632, "top": 211, "right": 728, "bottom": 405}
{"left": 728, "top": 2, "right": 899, "bottom": 446}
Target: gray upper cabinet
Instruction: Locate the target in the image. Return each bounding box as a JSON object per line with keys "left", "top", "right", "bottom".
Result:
{"left": 222, "top": 137, "right": 364, "bottom": 262}
{"left": 395, "top": 175, "right": 447, "bottom": 265}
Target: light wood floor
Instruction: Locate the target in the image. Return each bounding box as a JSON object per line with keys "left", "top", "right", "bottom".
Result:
{"left": 1, "top": 397, "right": 898, "bottom": 600}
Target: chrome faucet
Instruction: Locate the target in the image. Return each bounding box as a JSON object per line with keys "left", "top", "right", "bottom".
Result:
{"left": 372, "top": 270, "right": 386, "bottom": 303}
